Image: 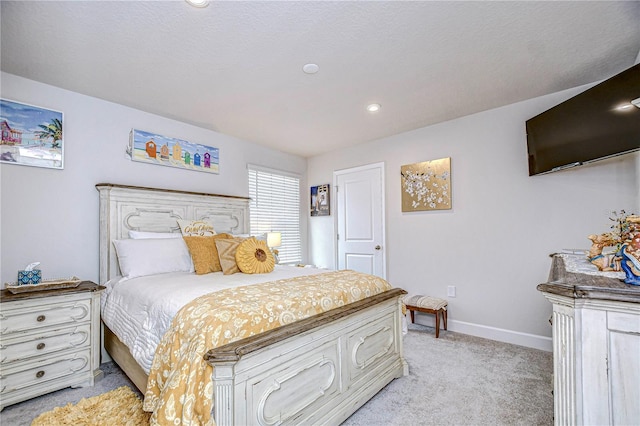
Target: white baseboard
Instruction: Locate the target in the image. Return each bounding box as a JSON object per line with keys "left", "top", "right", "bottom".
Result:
{"left": 412, "top": 316, "right": 552, "bottom": 352}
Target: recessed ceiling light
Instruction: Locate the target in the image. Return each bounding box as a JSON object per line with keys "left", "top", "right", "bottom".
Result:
{"left": 302, "top": 64, "right": 319, "bottom": 74}
{"left": 366, "top": 103, "right": 381, "bottom": 113}
{"left": 186, "top": 0, "right": 209, "bottom": 8}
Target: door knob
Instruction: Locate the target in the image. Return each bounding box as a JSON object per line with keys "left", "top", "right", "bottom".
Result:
{"left": 375, "top": 245, "right": 381, "bottom": 250}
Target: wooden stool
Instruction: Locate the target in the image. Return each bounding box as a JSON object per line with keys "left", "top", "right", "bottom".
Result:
{"left": 404, "top": 295, "right": 448, "bottom": 338}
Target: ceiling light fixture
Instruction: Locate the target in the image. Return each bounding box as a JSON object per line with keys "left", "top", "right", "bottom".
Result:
{"left": 366, "top": 103, "right": 381, "bottom": 113}
{"left": 615, "top": 99, "right": 640, "bottom": 111}
{"left": 616, "top": 104, "right": 634, "bottom": 111}
{"left": 185, "top": 0, "right": 209, "bottom": 8}
{"left": 302, "top": 63, "right": 319, "bottom": 74}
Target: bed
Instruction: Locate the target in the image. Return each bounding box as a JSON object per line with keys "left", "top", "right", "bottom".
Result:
{"left": 97, "top": 183, "right": 407, "bottom": 425}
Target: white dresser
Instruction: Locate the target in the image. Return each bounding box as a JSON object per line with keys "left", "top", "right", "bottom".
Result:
{"left": 538, "top": 255, "right": 640, "bottom": 426}
{"left": 0, "top": 282, "right": 104, "bottom": 411}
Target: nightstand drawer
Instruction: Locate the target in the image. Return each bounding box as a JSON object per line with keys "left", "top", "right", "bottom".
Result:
{"left": 0, "top": 350, "right": 91, "bottom": 395}
{"left": 0, "top": 281, "right": 104, "bottom": 410}
{"left": 1, "top": 324, "right": 91, "bottom": 364}
{"left": 1, "top": 299, "right": 90, "bottom": 334}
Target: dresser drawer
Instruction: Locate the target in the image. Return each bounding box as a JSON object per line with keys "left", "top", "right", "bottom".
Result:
{"left": 1, "top": 299, "right": 90, "bottom": 334}
{"left": 0, "top": 350, "right": 91, "bottom": 395}
{"left": 1, "top": 323, "right": 91, "bottom": 364}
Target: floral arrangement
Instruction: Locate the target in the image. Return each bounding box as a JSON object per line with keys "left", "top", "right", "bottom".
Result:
{"left": 588, "top": 210, "right": 640, "bottom": 285}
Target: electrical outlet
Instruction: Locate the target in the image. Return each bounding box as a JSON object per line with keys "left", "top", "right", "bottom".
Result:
{"left": 447, "top": 286, "right": 456, "bottom": 297}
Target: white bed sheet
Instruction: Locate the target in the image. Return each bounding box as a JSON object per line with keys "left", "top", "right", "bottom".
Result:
{"left": 101, "top": 265, "right": 327, "bottom": 374}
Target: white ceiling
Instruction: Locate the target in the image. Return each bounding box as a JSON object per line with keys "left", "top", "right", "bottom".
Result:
{"left": 2, "top": 1, "right": 640, "bottom": 158}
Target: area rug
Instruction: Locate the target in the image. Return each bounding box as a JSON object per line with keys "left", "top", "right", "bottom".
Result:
{"left": 31, "top": 386, "right": 150, "bottom": 426}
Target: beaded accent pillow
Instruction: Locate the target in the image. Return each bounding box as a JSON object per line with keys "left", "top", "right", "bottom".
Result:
{"left": 235, "top": 237, "right": 275, "bottom": 274}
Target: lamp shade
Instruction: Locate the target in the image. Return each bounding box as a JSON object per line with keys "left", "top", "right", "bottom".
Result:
{"left": 267, "top": 232, "right": 281, "bottom": 248}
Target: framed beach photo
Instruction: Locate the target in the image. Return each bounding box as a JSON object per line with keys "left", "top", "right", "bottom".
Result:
{"left": 0, "top": 99, "right": 64, "bottom": 169}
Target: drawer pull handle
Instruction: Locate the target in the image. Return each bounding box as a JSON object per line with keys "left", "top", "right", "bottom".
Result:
{"left": 37, "top": 315, "right": 46, "bottom": 322}
{"left": 36, "top": 370, "right": 45, "bottom": 378}
{"left": 37, "top": 343, "right": 46, "bottom": 350}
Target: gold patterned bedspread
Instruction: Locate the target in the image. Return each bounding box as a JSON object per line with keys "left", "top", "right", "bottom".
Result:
{"left": 142, "top": 269, "right": 393, "bottom": 426}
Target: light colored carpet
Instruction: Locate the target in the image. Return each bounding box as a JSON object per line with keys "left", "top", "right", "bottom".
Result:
{"left": 0, "top": 324, "right": 553, "bottom": 425}
{"left": 343, "top": 324, "right": 553, "bottom": 425}
{"left": 31, "top": 386, "right": 150, "bottom": 426}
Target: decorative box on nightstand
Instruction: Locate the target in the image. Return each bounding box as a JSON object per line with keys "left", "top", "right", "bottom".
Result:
{"left": 0, "top": 281, "right": 105, "bottom": 411}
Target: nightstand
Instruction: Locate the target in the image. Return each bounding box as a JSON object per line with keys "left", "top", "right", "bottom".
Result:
{"left": 0, "top": 281, "right": 105, "bottom": 411}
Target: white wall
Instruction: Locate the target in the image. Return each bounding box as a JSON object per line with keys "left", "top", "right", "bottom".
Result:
{"left": 0, "top": 73, "right": 308, "bottom": 286}
{"left": 307, "top": 85, "right": 639, "bottom": 350}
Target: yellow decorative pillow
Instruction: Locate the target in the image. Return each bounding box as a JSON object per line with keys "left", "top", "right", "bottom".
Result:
{"left": 214, "top": 237, "right": 245, "bottom": 275}
{"left": 235, "top": 237, "right": 275, "bottom": 274}
{"left": 182, "top": 233, "right": 230, "bottom": 274}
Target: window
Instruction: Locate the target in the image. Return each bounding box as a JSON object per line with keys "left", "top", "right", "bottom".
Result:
{"left": 248, "top": 165, "right": 301, "bottom": 263}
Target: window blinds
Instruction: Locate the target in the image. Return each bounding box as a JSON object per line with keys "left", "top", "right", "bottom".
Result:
{"left": 248, "top": 166, "right": 301, "bottom": 264}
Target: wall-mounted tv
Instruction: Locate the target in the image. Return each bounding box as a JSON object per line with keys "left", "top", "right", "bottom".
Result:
{"left": 526, "top": 63, "right": 640, "bottom": 176}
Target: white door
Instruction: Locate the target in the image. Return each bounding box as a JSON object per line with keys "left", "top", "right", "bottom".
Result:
{"left": 335, "top": 163, "right": 386, "bottom": 279}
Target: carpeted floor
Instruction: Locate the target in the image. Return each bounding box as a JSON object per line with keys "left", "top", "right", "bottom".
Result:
{"left": 343, "top": 324, "right": 553, "bottom": 425}
{"left": 0, "top": 324, "right": 553, "bottom": 425}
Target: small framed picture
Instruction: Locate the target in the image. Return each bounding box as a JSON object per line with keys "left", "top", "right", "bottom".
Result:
{"left": 311, "top": 184, "right": 330, "bottom": 216}
{"left": 1, "top": 99, "right": 64, "bottom": 169}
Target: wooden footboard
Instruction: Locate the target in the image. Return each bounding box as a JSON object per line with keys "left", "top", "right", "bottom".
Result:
{"left": 104, "top": 288, "right": 407, "bottom": 425}
{"left": 205, "top": 288, "right": 408, "bottom": 425}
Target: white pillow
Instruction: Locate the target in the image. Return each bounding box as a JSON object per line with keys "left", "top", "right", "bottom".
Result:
{"left": 113, "top": 238, "right": 194, "bottom": 279}
{"left": 233, "top": 233, "right": 267, "bottom": 241}
{"left": 129, "top": 230, "right": 182, "bottom": 239}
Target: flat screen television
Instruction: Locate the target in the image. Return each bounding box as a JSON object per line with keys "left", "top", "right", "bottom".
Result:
{"left": 526, "top": 63, "right": 640, "bottom": 176}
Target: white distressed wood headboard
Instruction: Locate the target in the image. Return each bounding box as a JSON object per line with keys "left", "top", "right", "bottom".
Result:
{"left": 96, "top": 183, "right": 250, "bottom": 284}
